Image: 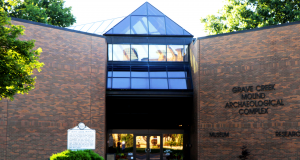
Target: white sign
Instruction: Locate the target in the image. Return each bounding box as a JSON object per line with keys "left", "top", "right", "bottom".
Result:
{"left": 67, "top": 123, "right": 96, "bottom": 150}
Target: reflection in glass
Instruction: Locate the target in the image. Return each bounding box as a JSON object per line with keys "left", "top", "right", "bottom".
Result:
{"left": 131, "top": 45, "right": 148, "bottom": 61}
{"left": 113, "top": 17, "right": 130, "bottom": 34}
{"left": 150, "top": 79, "right": 168, "bottom": 89}
{"left": 136, "top": 136, "right": 147, "bottom": 160}
{"left": 107, "top": 134, "right": 133, "bottom": 160}
{"left": 150, "top": 72, "right": 167, "bottom": 78}
{"left": 184, "top": 45, "right": 189, "bottom": 62}
{"left": 150, "top": 136, "right": 161, "bottom": 160}
{"left": 113, "top": 44, "right": 130, "bottom": 61}
{"left": 108, "top": 44, "right": 113, "bottom": 61}
{"left": 149, "top": 45, "right": 166, "bottom": 61}
{"left": 167, "top": 45, "right": 184, "bottom": 62}
{"left": 112, "top": 78, "right": 130, "bottom": 89}
{"left": 131, "top": 16, "right": 148, "bottom": 34}
{"left": 166, "top": 17, "right": 183, "bottom": 35}
{"left": 132, "top": 72, "right": 149, "bottom": 77}
{"left": 131, "top": 78, "right": 149, "bottom": 89}
{"left": 148, "top": 16, "right": 165, "bottom": 35}
{"left": 148, "top": 3, "right": 164, "bottom": 15}
{"left": 113, "top": 71, "right": 130, "bottom": 77}
{"left": 107, "top": 78, "right": 111, "bottom": 89}
{"left": 168, "top": 79, "right": 187, "bottom": 89}
{"left": 168, "top": 72, "right": 186, "bottom": 78}
{"left": 131, "top": 3, "right": 147, "bottom": 15}
{"left": 163, "top": 134, "right": 183, "bottom": 160}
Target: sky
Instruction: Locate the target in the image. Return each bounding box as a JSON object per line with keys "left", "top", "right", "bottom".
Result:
{"left": 64, "top": 0, "right": 225, "bottom": 37}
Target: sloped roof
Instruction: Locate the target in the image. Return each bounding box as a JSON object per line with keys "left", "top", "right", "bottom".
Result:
{"left": 66, "top": 17, "right": 125, "bottom": 35}
{"left": 104, "top": 2, "right": 193, "bottom": 36}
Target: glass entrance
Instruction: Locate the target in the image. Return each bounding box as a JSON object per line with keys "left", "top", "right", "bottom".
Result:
{"left": 135, "top": 135, "right": 161, "bottom": 160}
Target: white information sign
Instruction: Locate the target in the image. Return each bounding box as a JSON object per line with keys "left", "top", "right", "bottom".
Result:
{"left": 67, "top": 123, "right": 96, "bottom": 150}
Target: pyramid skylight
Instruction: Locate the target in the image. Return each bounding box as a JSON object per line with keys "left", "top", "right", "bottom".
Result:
{"left": 104, "top": 2, "right": 192, "bottom": 36}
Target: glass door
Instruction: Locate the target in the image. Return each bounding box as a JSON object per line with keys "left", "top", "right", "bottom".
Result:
{"left": 135, "top": 135, "right": 148, "bottom": 160}
{"left": 149, "top": 135, "right": 161, "bottom": 160}
{"left": 135, "top": 135, "right": 162, "bottom": 160}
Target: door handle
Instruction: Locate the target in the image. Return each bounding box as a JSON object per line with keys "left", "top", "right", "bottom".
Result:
{"left": 145, "top": 148, "right": 151, "bottom": 152}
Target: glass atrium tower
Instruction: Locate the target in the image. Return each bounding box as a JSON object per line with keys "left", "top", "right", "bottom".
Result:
{"left": 104, "top": 2, "right": 193, "bottom": 160}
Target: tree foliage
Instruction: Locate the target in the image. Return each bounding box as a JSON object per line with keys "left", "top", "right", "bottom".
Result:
{"left": 201, "top": 0, "right": 300, "bottom": 35}
{"left": 0, "top": 8, "right": 44, "bottom": 100}
{"left": 1, "top": 0, "right": 76, "bottom": 27}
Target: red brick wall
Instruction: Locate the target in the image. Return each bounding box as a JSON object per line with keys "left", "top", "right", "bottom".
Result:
{"left": 0, "top": 20, "right": 107, "bottom": 160}
{"left": 197, "top": 23, "right": 300, "bottom": 159}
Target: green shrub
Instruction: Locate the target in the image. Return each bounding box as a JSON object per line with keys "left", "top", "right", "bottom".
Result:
{"left": 50, "top": 150, "right": 104, "bottom": 160}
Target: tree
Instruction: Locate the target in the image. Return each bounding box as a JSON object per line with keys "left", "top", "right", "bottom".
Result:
{"left": 201, "top": 0, "right": 300, "bottom": 35}
{"left": 1, "top": 0, "right": 76, "bottom": 27}
{"left": 0, "top": 8, "right": 44, "bottom": 100}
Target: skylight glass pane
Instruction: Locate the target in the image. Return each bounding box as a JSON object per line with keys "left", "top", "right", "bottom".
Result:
{"left": 113, "top": 71, "right": 130, "bottom": 77}
{"left": 113, "top": 17, "right": 130, "bottom": 34}
{"left": 112, "top": 78, "right": 130, "bottom": 89}
{"left": 168, "top": 72, "right": 186, "bottom": 78}
{"left": 167, "top": 45, "right": 184, "bottom": 62}
{"left": 107, "top": 78, "right": 111, "bottom": 88}
{"left": 131, "top": 45, "right": 148, "bottom": 61}
{"left": 131, "top": 78, "right": 149, "bottom": 89}
{"left": 150, "top": 79, "right": 168, "bottom": 89}
{"left": 132, "top": 72, "right": 149, "bottom": 77}
{"left": 168, "top": 79, "right": 187, "bottom": 89}
{"left": 184, "top": 45, "right": 188, "bottom": 62}
{"left": 131, "top": 16, "right": 148, "bottom": 34}
{"left": 166, "top": 17, "right": 183, "bottom": 35}
{"left": 148, "top": 16, "right": 165, "bottom": 35}
{"left": 108, "top": 44, "right": 113, "bottom": 61}
{"left": 95, "top": 20, "right": 113, "bottom": 34}
{"left": 150, "top": 72, "right": 167, "bottom": 78}
{"left": 106, "top": 29, "right": 112, "bottom": 34}
{"left": 113, "top": 44, "right": 130, "bottom": 61}
{"left": 148, "top": 4, "right": 164, "bottom": 15}
{"left": 131, "top": 3, "right": 147, "bottom": 15}
{"left": 184, "top": 29, "right": 191, "bottom": 35}
{"left": 149, "top": 45, "right": 166, "bottom": 62}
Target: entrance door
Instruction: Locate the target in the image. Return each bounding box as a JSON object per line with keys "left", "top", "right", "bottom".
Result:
{"left": 135, "top": 135, "right": 161, "bottom": 160}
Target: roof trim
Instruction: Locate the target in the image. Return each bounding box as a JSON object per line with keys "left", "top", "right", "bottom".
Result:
{"left": 197, "top": 21, "right": 300, "bottom": 40}
{"left": 10, "top": 17, "right": 106, "bottom": 38}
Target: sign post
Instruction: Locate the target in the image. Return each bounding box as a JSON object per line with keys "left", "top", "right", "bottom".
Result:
{"left": 67, "top": 122, "right": 96, "bottom": 150}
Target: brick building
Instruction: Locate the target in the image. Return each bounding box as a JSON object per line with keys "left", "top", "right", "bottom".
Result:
{"left": 1, "top": 2, "right": 300, "bottom": 160}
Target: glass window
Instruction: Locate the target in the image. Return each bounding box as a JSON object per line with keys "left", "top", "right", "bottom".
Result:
{"left": 131, "top": 78, "right": 149, "bottom": 89}
{"left": 131, "top": 3, "right": 147, "bottom": 15}
{"left": 167, "top": 45, "right": 184, "bottom": 62}
{"left": 168, "top": 79, "right": 187, "bottom": 89}
{"left": 148, "top": 4, "right": 164, "bottom": 15}
{"left": 113, "top": 44, "right": 130, "bottom": 61}
{"left": 107, "top": 78, "right": 111, "bottom": 88}
{"left": 184, "top": 29, "right": 191, "bottom": 35}
{"left": 113, "top": 17, "right": 130, "bottom": 34}
{"left": 106, "top": 28, "right": 112, "bottom": 34}
{"left": 108, "top": 44, "right": 113, "bottom": 61}
{"left": 148, "top": 16, "right": 165, "bottom": 35}
{"left": 166, "top": 17, "right": 183, "bottom": 35}
{"left": 131, "top": 45, "right": 148, "bottom": 61}
{"left": 131, "top": 16, "right": 148, "bottom": 34}
{"left": 168, "top": 72, "right": 186, "bottom": 78}
{"left": 112, "top": 78, "right": 130, "bottom": 89}
{"left": 149, "top": 45, "right": 166, "bottom": 62}
{"left": 184, "top": 45, "right": 189, "bottom": 62}
{"left": 150, "top": 72, "right": 167, "bottom": 78}
{"left": 163, "top": 134, "right": 183, "bottom": 160}
{"left": 132, "top": 72, "right": 148, "bottom": 77}
{"left": 108, "top": 134, "right": 134, "bottom": 159}
{"left": 107, "top": 71, "right": 112, "bottom": 77}
{"left": 113, "top": 72, "right": 130, "bottom": 77}
{"left": 150, "top": 79, "right": 168, "bottom": 89}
